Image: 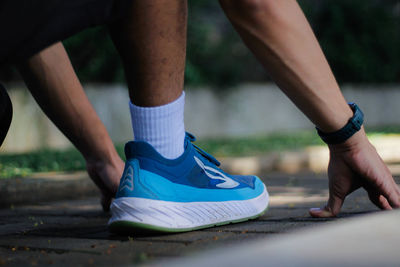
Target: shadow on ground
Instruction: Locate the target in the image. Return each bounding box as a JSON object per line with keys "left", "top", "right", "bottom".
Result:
{"left": 0, "top": 172, "right": 385, "bottom": 266}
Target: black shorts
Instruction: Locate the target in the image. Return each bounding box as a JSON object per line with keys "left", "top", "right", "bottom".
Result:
{"left": 0, "top": 0, "right": 131, "bottom": 65}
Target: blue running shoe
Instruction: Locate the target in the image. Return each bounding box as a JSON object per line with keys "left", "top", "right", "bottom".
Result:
{"left": 109, "top": 133, "right": 269, "bottom": 233}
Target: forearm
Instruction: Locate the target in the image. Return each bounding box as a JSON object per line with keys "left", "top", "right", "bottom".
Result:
{"left": 17, "top": 42, "right": 118, "bottom": 164}
{"left": 220, "top": 0, "right": 353, "bottom": 132}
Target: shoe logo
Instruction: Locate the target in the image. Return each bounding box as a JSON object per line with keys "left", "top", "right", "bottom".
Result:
{"left": 194, "top": 156, "right": 239, "bottom": 189}
{"left": 119, "top": 165, "right": 134, "bottom": 191}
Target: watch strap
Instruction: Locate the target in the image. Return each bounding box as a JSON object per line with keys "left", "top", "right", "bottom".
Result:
{"left": 317, "top": 103, "right": 364, "bottom": 144}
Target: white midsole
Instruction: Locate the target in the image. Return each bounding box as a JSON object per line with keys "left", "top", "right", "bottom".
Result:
{"left": 109, "top": 185, "right": 269, "bottom": 229}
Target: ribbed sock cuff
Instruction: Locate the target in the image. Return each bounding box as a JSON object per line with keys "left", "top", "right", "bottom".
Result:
{"left": 129, "top": 92, "right": 185, "bottom": 159}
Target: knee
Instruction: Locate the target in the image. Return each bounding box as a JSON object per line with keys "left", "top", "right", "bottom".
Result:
{"left": 219, "top": 0, "right": 275, "bottom": 15}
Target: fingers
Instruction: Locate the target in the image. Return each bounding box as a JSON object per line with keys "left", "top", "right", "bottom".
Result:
{"left": 367, "top": 186, "right": 391, "bottom": 210}
{"left": 365, "top": 182, "right": 392, "bottom": 210}
{"left": 371, "top": 174, "right": 400, "bottom": 209}
{"left": 309, "top": 207, "right": 333, "bottom": 218}
{"left": 377, "top": 187, "right": 400, "bottom": 209}
{"left": 87, "top": 169, "right": 116, "bottom": 212}
{"left": 98, "top": 187, "right": 113, "bottom": 212}
{"left": 375, "top": 195, "right": 392, "bottom": 210}
{"left": 366, "top": 154, "right": 400, "bottom": 208}
{"left": 309, "top": 195, "right": 344, "bottom": 218}
{"left": 101, "top": 193, "right": 113, "bottom": 212}
{"left": 395, "top": 181, "right": 400, "bottom": 195}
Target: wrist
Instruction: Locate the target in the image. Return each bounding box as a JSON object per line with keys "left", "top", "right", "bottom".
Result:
{"left": 328, "top": 126, "right": 368, "bottom": 153}
{"left": 314, "top": 102, "right": 353, "bottom": 133}
{"left": 317, "top": 103, "right": 364, "bottom": 145}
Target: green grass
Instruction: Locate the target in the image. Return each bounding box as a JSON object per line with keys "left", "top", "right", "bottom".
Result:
{"left": 0, "top": 145, "right": 124, "bottom": 179}
{"left": 195, "top": 131, "right": 323, "bottom": 157}
{"left": 1, "top": 128, "right": 399, "bottom": 179}
{"left": 0, "top": 149, "right": 84, "bottom": 179}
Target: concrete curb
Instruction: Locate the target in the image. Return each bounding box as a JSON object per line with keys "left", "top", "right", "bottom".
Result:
{"left": 0, "top": 172, "right": 98, "bottom": 208}
{"left": 2, "top": 135, "right": 400, "bottom": 207}
{"left": 221, "top": 134, "right": 400, "bottom": 175}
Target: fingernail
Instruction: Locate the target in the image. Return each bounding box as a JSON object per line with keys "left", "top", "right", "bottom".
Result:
{"left": 309, "top": 208, "right": 321, "bottom": 212}
{"left": 309, "top": 208, "right": 327, "bottom": 218}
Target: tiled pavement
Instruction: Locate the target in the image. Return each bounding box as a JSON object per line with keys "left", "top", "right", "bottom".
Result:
{"left": 0, "top": 172, "right": 395, "bottom": 266}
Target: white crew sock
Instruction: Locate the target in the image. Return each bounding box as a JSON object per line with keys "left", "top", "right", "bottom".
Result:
{"left": 129, "top": 92, "right": 185, "bottom": 159}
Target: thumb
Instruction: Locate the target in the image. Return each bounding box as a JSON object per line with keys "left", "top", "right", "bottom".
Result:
{"left": 309, "top": 194, "right": 344, "bottom": 218}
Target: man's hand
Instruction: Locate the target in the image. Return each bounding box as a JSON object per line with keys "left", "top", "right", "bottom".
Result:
{"left": 310, "top": 128, "right": 400, "bottom": 217}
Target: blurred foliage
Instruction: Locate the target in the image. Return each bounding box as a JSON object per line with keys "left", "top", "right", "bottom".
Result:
{"left": 62, "top": 27, "right": 125, "bottom": 83}
{"left": 0, "top": 0, "right": 399, "bottom": 86}
{"left": 0, "top": 145, "right": 125, "bottom": 179}
{"left": 0, "top": 131, "right": 321, "bottom": 178}
{"left": 301, "top": 0, "right": 400, "bottom": 84}
{"left": 195, "top": 131, "right": 323, "bottom": 157}
{"left": 3, "top": 128, "right": 400, "bottom": 178}
{"left": 0, "top": 149, "right": 85, "bottom": 178}
{"left": 185, "top": 1, "right": 265, "bottom": 87}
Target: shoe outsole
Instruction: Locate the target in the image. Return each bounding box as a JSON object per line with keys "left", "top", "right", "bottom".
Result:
{"left": 108, "top": 207, "right": 268, "bottom": 234}
{"left": 109, "top": 185, "right": 269, "bottom": 234}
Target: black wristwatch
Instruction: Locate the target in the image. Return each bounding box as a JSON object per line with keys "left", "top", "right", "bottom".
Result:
{"left": 316, "top": 103, "right": 364, "bottom": 145}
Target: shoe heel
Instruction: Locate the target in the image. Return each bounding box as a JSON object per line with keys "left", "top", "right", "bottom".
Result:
{"left": 116, "top": 159, "right": 140, "bottom": 198}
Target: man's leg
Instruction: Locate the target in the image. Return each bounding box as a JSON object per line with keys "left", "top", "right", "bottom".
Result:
{"left": 107, "top": 0, "right": 269, "bottom": 233}
{"left": 219, "top": 0, "right": 400, "bottom": 216}
{"left": 0, "top": 84, "right": 12, "bottom": 147}
{"left": 110, "top": 0, "right": 187, "bottom": 160}
{"left": 17, "top": 42, "right": 124, "bottom": 211}
{"left": 110, "top": 1, "right": 185, "bottom": 107}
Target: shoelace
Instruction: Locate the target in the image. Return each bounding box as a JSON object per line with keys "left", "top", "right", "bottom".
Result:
{"left": 186, "top": 132, "right": 221, "bottom": 167}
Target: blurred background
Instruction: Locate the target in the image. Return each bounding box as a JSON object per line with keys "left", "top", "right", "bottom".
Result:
{"left": 1, "top": 0, "right": 400, "bottom": 176}
{"left": 2, "top": 0, "right": 400, "bottom": 86}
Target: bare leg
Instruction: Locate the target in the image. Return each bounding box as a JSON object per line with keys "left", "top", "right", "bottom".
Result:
{"left": 0, "top": 84, "right": 12, "bottom": 147}
{"left": 17, "top": 42, "right": 124, "bottom": 211}
{"left": 110, "top": 0, "right": 187, "bottom": 107}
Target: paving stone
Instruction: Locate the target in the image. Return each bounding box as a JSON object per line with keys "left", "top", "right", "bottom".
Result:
{"left": 203, "top": 219, "right": 329, "bottom": 234}
{"left": 0, "top": 171, "right": 396, "bottom": 266}
{"left": 0, "top": 173, "right": 98, "bottom": 208}
{"left": 157, "top": 210, "right": 400, "bottom": 267}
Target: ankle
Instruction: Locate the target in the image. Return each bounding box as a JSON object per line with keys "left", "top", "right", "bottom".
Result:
{"left": 130, "top": 91, "right": 185, "bottom": 159}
